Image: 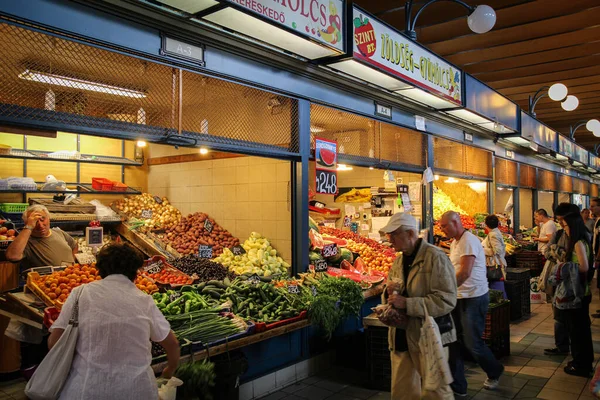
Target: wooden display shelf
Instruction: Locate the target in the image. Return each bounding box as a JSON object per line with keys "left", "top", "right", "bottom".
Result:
{"left": 116, "top": 223, "right": 180, "bottom": 260}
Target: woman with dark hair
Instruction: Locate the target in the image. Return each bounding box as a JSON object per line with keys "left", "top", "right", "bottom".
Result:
{"left": 554, "top": 212, "right": 594, "bottom": 377}
{"left": 482, "top": 215, "right": 507, "bottom": 295}
{"left": 47, "top": 243, "right": 180, "bottom": 399}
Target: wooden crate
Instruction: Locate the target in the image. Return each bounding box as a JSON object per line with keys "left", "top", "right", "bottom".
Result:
{"left": 29, "top": 198, "right": 96, "bottom": 214}
{"left": 25, "top": 271, "right": 60, "bottom": 309}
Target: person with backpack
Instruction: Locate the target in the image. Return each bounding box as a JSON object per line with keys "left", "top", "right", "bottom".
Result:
{"left": 550, "top": 211, "right": 594, "bottom": 377}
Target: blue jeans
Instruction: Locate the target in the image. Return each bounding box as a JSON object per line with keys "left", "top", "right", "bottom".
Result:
{"left": 449, "top": 293, "right": 504, "bottom": 394}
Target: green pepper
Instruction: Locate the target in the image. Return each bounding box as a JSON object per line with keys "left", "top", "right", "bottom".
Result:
{"left": 184, "top": 300, "right": 192, "bottom": 313}
{"left": 180, "top": 285, "right": 194, "bottom": 292}
{"left": 170, "top": 306, "right": 181, "bottom": 315}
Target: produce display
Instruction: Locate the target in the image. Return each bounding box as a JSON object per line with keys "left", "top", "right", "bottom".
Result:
{"left": 142, "top": 262, "right": 194, "bottom": 286}
{"left": 134, "top": 275, "right": 159, "bottom": 294}
{"left": 0, "top": 220, "right": 17, "bottom": 243}
{"left": 153, "top": 289, "right": 218, "bottom": 315}
{"left": 433, "top": 186, "right": 466, "bottom": 220}
{"left": 112, "top": 193, "right": 181, "bottom": 233}
{"left": 32, "top": 263, "right": 101, "bottom": 305}
{"left": 167, "top": 308, "right": 247, "bottom": 344}
{"left": 161, "top": 212, "right": 239, "bottom": 256}
{"left": 171, "top": 255, "right": 236, "bottom": 283}
{"left": 76, "top": 235, "right": 112, "bottom": 255}
{"left": 214, "top": 232, "right": 290, "bottom": 277}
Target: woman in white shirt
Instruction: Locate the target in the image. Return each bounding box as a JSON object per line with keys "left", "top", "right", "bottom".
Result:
{"left": 48, "top": 243, "right": 180, "bottom": 400}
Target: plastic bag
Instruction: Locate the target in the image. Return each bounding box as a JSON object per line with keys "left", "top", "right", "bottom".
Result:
{"left": 158, "top": 377, "right": 183, "bottom": 400}
{"left": 530, "top": 277, "right": 546, "bottom": 304}
{"left": 373, "top": 304, "right": 408, "bottom": 329}
{"left": 419, "top": 306, "right": 453, "bottom": 391}
{"left": 4, "top": 320, "right": 43, "bottom": 344}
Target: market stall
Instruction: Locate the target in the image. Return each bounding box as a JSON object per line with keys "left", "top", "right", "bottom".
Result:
{"left": 495, "top": 158, "right": 518, "bottom": 234}
{"left": 518, "top": 164, "right": 537, "bottom": 231}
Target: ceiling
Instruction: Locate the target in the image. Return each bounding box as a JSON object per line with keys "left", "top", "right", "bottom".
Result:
{"left": 353, "top": 0, "right": 600, "bottom": 151}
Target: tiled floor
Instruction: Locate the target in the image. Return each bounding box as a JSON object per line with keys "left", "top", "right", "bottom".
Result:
{"left": 2, "top": 299, "right": 600, "bottom": 399}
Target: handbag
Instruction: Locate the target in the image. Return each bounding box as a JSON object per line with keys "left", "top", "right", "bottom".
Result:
{"left": 418, "top": 305, "right": 453, "bottom": 391}
{"left": 485, "top": 236, "right": 504, "bottom": 282}
{"left": 25, "top": 287, "right": 84, "bottom": 400}
{"left": 434, "top": 314, "right": 453, "bottom": 334}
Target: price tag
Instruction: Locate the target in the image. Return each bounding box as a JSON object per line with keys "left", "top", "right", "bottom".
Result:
{"left": 154, "top": 196, "right": 163, "bottom": 204}
{"left": 231, "top": 245, "right": 246, "bottom": 255}
{"left": 204, "top": 219, "right": 213, "bottom": 233}
{"left": 141, "top": 209, "right": 153, "bottom": 219}
{"left": 311, "top": 286, "right": 317, "bottom": 296}
{"left": 343, "top": 215, "right": 352, "bottom": 227}
{"left": 169, "top": 292, "right": 181, "bottom": 302}
{"left": 321, "top": 243, "right": 338, "bottom": 258}
{"left": 315, "top": 169, "right": 338, "bottom": 195}
{"left": 287, "top": 284, "right": 300, "bottom": 294}
{"left": 198, "top": 245, "right": 213, "bottom": 258}
{"left": 314, "top": 259, "right": 328, "bottom": 273}
{"left": 86, "top": 227, "right": 104, "bottom": 247}
{"left": 248, "top": 274, "right": 261, "bottom": 285}
{"left": 144, "top": 260, "right": 163, "bottom": 275}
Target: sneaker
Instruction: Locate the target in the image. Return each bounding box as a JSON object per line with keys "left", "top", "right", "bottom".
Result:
{"left": 544, "top": 347, "right": 569, "bottom": 355}
{"left": 484, "top": 378, "right": 500, "bottom": 390}
{"left": 453, "top": 391, "right": 467, "bottom": 397}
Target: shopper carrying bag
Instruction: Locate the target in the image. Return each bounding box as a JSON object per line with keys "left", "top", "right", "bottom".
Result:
{"left": 24, "top": 287, "right": 84, "bottom": 400}
{"left": 419, "top": 305, "right": 453, "bottom": 391}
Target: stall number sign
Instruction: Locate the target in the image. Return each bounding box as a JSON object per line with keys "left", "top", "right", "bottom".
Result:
{"left": 321, "top": 243, "right": 338, "bottom": 258}
{"left": 144, "top": 259, "right": 164, "bottom": 275}
{"left": 204, "top": 219, "right": 213, "bottom": 234}
{"left": 86, "top": 227, "right": 103, "bottom": 247}
{"left": 141, "top": 209, "right": 153, "bottom": 219}
{"left": 231, "top": 245, "right": 246, "bottom": 255}
{"left": 287, "top": 284, "right": 300, "bottom": 294}
{"left": 314, "top": 259, "right": 328, "bottom": 272}
{"left": 315, "top": 137, "right": 338, "bottom": 195}
{"left": 198, "top": 245, "right": 213, "bottom": 258}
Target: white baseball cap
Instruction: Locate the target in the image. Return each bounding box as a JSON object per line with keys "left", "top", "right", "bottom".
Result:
{"left": 379, "top": 212, "right": 417, "bottom": 234}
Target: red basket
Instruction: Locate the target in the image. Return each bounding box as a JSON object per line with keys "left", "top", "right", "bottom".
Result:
{"left": 92, "top": 178, "right": 114, "bottom": 191}
{"left": 113, "top": 182, "right": 128, "bottom": 192}
{"left": 43, "top": 306, "right": 60, "bottom": 329}
{"left": 253, "top": 310, "right": 308, "bottom": 333}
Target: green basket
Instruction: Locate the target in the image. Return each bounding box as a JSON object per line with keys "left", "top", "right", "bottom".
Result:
{"left": 0, "top": 203, "right": 28, "bottom": 213}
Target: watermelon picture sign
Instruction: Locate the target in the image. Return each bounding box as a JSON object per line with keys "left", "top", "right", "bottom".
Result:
{"left": 315, "top": 137, "right": 338, "bottom": 195}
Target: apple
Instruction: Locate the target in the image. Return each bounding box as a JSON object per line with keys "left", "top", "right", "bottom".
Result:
{"left": 0, "top": 227, "right": 7, "bottom": 234}
{"left": 6, "top": 229, "right": 15, "bottom": 236}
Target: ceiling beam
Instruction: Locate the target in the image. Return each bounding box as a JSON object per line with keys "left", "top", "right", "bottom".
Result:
{"left": 508, "top": 84, "right": 600, "bottom": 101}
{"left": 498, "top": 76, "right": 600, "bottom": 96}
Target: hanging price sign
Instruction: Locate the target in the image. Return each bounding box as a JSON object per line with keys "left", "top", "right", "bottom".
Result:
{"left": 315, "top": 137, "right": 338, "bottom": 195}
{"left": 153, "top": 196, "right": 163, "bottom": 204}
{"left": 314, "top": 259, "right": 328, "bottom": 272}
{"left": 198, "top": 245, "right": 213, "bottom": 258}
{"left": 321, "top": 243, "right": 338, "bottom": 258}
{"left": 204, "top": 219, "right": 214, "bottom": 233}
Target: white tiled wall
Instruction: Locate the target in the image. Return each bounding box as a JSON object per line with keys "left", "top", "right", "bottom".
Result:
{"left": 147, "top": 154, "right": 292, "bottom": 262}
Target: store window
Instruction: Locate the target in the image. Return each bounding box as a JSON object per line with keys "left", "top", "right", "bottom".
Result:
{"left": 538, "top": 191, "right": 554, "bottom": 216}
{"left": 433, "top": 176, "right": 488, "bottom": 236}
{"left": 519, "top": 189, "right": 533, "bottom": 229}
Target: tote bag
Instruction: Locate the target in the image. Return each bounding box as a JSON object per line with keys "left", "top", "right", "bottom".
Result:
{"left": 25, "top": 287, "right": 84, "bottom": 400}
{"left": 418, "top": 305, "right": 453, "bottom": 391}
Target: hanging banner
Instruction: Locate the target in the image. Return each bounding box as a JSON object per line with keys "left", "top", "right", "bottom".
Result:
{"left": 351, "top": 6, "right": 462, "bottom": 105}
{"left": 315, "top": 137, "right": 338, "bottom": 195}
{"left": 223, "top": 0, "right": 345, "bottom": 52}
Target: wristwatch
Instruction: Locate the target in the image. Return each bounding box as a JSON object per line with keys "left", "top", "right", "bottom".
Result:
{"left": 24, "top": 225, "right": 34, "bottom": 231}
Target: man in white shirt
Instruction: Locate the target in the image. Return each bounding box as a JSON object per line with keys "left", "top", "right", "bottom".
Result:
{"left": 534, "top": 209, "right": 557, "bottom": 253}
{"left": 440, "top": 211, "right": 504, "bottom": 396}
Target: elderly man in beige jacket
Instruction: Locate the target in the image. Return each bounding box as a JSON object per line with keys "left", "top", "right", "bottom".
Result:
{"left": 381, "top": 213, "right": 458, "bottom": 400}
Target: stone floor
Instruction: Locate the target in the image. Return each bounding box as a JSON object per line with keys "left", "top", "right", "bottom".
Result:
{"left": 2, "top": 299, "right": 600, "bottom": 399}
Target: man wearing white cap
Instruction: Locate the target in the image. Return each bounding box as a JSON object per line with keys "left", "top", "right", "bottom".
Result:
{"left": 380, "top": 213, "right": 457, "bottom": 400}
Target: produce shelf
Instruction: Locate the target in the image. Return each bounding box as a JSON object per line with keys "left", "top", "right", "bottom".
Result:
{"left": 0, "top": 183, "right": 141, "bottom": 195}
{"left": 0, "top": 148, "right": 142, "bottom": 166}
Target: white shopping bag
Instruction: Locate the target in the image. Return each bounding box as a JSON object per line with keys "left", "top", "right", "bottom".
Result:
{"left": 418, "top": 305, "right": 453, "bottom": 391}
{"left": 530, "top": 277, "right": 547, "bottom": 304}
{"left": 158, "top": 377, "right": 183, "bottom": 400}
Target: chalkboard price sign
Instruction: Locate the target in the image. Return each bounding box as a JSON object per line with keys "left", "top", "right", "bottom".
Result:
{"left": 86, "top": 227, "right": 104, "bottom": 247}
{"left": 231, "top": 245, "right": 246, "bottom": 255}
{"left": 321, "top": 243, "right": 338, "bottom": 258}
{"left": 287, "top": 284, "right": 300, "bottom": 294}
{"left": 144, "top": 259, "right": 164, "bottom": 275}
{"left": 204, "top": 219, "right": 213, "bottom": 233}
{"left": 141, "top": 209, "right": 153, "bottom": 219}
{"left": 198, "top": 245, "right": 213, "bottom": 259}
{"left": 154, "top": 196, "right": 163, "bottom": 204}
{"left": 315, "top": 169, "right": 337, "bottom": 195}
{"left": 314, "top": 259, "right": 328, "bottom": 272}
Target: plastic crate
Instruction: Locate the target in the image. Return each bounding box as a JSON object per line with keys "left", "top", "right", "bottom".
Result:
{"left": 484, "top": 301, "right": 510, "bottom": 339}
{"left": 486, "top": 332, "right": 510, "bottom": 359}
{"left": 92, "top": 178, "right": 114, "bottom": 191}
{"left": 505, "top": 268, "right": 531, "bottom": 282}
{"left": 505, "top": 280, "right": 529, "bottom": 320}
{"left": 505, "top": 254, "right": 517, "bottom": 269}
{"left": 516, "top": 250, "right": 544, "bottom": 275}
{"left": 0, "top": 203, "right": 28, "bottom": 213}
{"left": 365, "top": 326, "right": 391, "bottom": 391}
{"left": 113, "top": 182, "right": 128, "bottom": 192}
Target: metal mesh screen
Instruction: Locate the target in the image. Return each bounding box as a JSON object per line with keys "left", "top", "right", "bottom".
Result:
{"left": 309, "top": 104, "right": 425, "bottom": 169}
{"left": 0, "top": 21, "right": 298, "bottom": 153}
{"left": 519, "top": 164, "right": 537, "bottom": 189}
{"left": 591, "top": 184, "right": 599, "bottom": 198}
{"left": 558, "top": 174, "right": 573, "bottom": 193}
{"left": 538, "top": 170, "right": 557, "bottom": 191}
{"left": 433, "top": 137, "right": 491, "bottom": 179}
{"left": 573, "top": 178, "right": 588, "bottom": 195}
{"left": 496, "top": 159, "right": 518, "bottom": 186}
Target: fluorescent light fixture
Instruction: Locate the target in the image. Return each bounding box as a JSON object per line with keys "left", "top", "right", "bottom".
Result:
{"left": 446, "top": 109, "right": 489, "bottom": 124}
{"left": 156, "top": 0, "right": 217, "bottom": 13}
{"left": 497, "top": 187, "right": 503, "bottom": 191}
{"left": 445, "top": 177, "right": 459, "bottom": 183}
{"left": 199, "top": 147, "right": 209, "bottom": 155}
{"left": 478, "top": 121, "right": 513, "bottom": 134}
{"left": 369, "top": 166, "right": 374, "bottom": 170}
{"left": 395, "top": 87, "right": 458, "bottom": 109}
{"left": 556, "top": 154, "right": 568, "bottom": 160}
{"left": 505, "top": 136, "right": 531, "bottom": 146}
{"left": 328, "top": 60, "right": 411, "bottom": 91}
{"left": 201, "top": 9, "right": 337, "bottom": 59}
{"left": 310, "top": 125, "right": 326, "bottom": 133}
{"left": 136, "top": 140, "right": 147, "bottom": 147}
{"left": 468, "top": 182, "right": 487, "bottom": 193}
{"left": 19, "top": 69, "right": 146, "bottom": 98}
{"left": 561, "top": 95, "right": 579, "bottom": 111}
{"left": 337, "top": 164, "right": 353, "bottom": 171}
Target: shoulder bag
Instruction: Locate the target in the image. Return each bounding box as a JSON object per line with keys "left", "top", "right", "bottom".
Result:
{"left": 486, "top": 235, "right": 504, "bottom": 282}
{"left": 25, "top": 287, "right": 84, "bottom": 400}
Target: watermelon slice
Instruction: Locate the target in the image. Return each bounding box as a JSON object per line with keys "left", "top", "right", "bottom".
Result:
{"left": 318, "top": 148, "right": 336, "bottom": 168}
{"left": 309, "top": 229, "right": 325, "bottom": 249}
{"left": 354, "top": 257, "right": 366, "bottom": 273}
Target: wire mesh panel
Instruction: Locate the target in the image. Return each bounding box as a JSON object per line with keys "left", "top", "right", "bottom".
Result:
{"left": 559, "top": 174, "right": 573, "bottom": 193}
{"left": 538, "top": 170, "right": 557, "bottom": 192}
{"left": 591, "top": 184, "right": 599, "bottom": 198}
{"left": 379, "top": 123, "right": 425, "bottom": 168}
{"left": 433, "top": 137, "right": 491, "bottom": 179}
{"left": 0, "top": 21, "right": 299, "bottom": 154}
{"left": 496, "top": 159, "right": 518, "bottom": 186}
{"left": 573, "top": 178, "right": 588, "bottom": 195}
{"left": 519, "top": 164, "right": 537, "bottom": 189}
{"left": 465, "top": 146, "right": 492, "bottom": 179}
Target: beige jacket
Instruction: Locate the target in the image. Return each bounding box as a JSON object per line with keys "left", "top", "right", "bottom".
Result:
{"left": 383, "top": 240, "right": 458, "bottom": 353}
{"left": 482, "top": 228, "right": 507, "bottom": 268}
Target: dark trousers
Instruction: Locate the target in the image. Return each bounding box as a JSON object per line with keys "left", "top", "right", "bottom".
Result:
{"left": 553, "top": 305, "right": 569, "bottom": 352}
{"left": 559, "top": 296, "right": 594, "bottom": 371}
{"left": 449, "top": 294, "right": 504, "bottom": 394}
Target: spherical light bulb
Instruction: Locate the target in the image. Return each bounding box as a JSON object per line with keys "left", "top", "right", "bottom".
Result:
{"left": 467, "top": 5, "right": 496, "bottom": 34}
{"left": 548, "top": 83, "right": 568, "bottom": 101}
{"left": 561, "top": 95, "right": 579, "bottom": 111}
{"left": 593, "top": 129, "right": 600, "bottom": 138}
{"left": 587, "top": 119, "right": 600, "bottom": 132}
